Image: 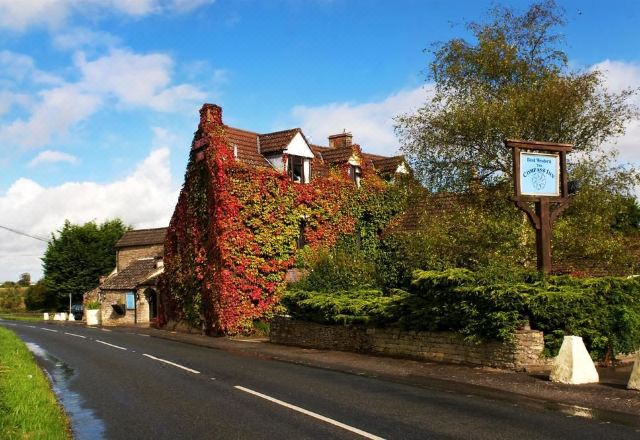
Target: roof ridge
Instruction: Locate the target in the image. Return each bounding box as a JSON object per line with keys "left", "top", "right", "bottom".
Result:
{"left": 259, "top": 128, "right": 300, "bottom": 137}
{"left": 224, "top": 125, "right": 259, "bottom": 135}
{"left": 122, "top": 227, "right": 167, "bottom": 233}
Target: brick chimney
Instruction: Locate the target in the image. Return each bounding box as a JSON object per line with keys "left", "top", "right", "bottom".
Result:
{"left": 192, "top": 103, "right": 223, "bottom": 151}
{"left": 328, "top": 131, "right": 352, "bottom": 149}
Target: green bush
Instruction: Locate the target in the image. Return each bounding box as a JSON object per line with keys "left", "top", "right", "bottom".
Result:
{"left": 295, "top": 240, "right": 379, "bottom": 292}
{"left": 282, "top": 288, "right": 407, "bottom": 326}
{"left": 283, "top": 269, "right": 640, "bottom": 361}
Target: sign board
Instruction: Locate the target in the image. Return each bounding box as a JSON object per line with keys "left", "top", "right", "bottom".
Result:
{"left": 519, "top": 151, "right": 560, "bottom": 197}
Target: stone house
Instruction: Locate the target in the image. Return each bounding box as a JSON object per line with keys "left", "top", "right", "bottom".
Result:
{"left": 86, "top": 227, "right": 166, "bottom": 326}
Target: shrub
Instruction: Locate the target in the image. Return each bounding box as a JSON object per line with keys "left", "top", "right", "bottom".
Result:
{"left": 281, "top": 288, "right": 407, "bottom": 326}
{"left": 283, "top": 269, "right": 640, "bottom": 361}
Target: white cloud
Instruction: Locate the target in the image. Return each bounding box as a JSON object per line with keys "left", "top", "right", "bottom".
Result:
{"left": 0, "top": 148, "right": 179, "bottom": 281}
{"left": 0, "top": 0, "right": 215, "bottom": 31}
{"left": 76, "top": 49, "right": 206, "bottom": 111}
{"left": 28, "top": 150, "right": 79, "bottom": 167}
{"left": 52, "top": 27, "right": 121, "bottom": 50}
{"left": 0, "top": 84, "right": 102, "bottom": 149}
{"left": 0, "top": 48, "right": 207, "bottom": 150}
{"left": 0, "top": 50, "right": 62, "bottom": 85}
{"left": 0, "top": 91, "right": 31, "bottom": 116}
{"left": 592, "top": 60, "right": 640, "bottom": 163}
{"left": 289, "top": 86, "right": 432, "bottom": 155}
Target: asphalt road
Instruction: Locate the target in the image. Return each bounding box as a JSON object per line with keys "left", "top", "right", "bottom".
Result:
{"left": 2, "top": 320, "right": 639, "bottom": 440}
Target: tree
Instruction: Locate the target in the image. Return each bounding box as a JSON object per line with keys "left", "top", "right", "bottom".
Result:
{"left": 42, "top": 219, "right": 130, "bottom": 307}
{"left": 0, "top": 286, "right": 23, "bottom": 310}
{"left": 24, "top": 280, "right": 55, "bottom": 311}
{"left": 392, "top": 1, "right": 640, "bottom": 275}
{"left": 17, "top": 273, "right": 31, "bottom": 287}
{"left": 396, "top": 0, "right": 638, "bottom": 192}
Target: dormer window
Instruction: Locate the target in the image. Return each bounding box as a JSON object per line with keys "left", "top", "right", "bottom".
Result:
{"left": 288, "top": 155, "right": 307, "bottom": 183}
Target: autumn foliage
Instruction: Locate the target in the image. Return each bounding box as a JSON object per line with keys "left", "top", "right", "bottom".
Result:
{"left": 159, "top": 104, "right": 393, "bottom": 334}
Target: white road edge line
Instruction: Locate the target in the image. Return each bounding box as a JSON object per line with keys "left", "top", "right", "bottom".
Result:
{"left": 42, "top": 328, "right": 58, "bottom": 332}
{"left": 96, "top": 340, "right": 127, "bottom": 350}
{"left": 65, "top": 332, "right": 87, "bottom": 339}
{"left": 142, "top": 354, "right": 200, "bottom": 374}
{"left": 234, "top": 386, "right": 386, "bottom": 440}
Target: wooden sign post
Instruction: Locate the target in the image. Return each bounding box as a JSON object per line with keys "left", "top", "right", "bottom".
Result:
{"left": 504, "top": 139, "right": 572, "bottom": 274}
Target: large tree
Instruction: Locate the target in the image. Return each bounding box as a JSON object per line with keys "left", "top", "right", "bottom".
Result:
{"left": 42, "top": 219, "right": 130, "bottom": 307}
{"left": 393, "top": 1, "right": 640, "bottom": 275}
{"left": 396, "top": 0, "right": 637, "bottom": 192}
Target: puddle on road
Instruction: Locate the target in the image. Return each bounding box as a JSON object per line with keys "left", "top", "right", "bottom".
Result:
{"left": 26, "top": 342, "right": 106, "bottom": 440}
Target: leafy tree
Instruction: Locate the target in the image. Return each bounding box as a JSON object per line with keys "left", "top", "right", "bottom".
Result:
{"left": 17, "top": 273, "right": 31, "bottom": 287}
{"left": 393, "top": 1, "right": 639, "bottom": 275}
{"left": 0, "top": 286, "right": 23, "bottom": 310}
{"left": 42, "top": 219, "right": 130, "bottom": 307}
{"left": 24, "top": 280, "right": 56, "bottom": 311}
{"left": 396, "top": 0, "right": 638, "bottom": 191}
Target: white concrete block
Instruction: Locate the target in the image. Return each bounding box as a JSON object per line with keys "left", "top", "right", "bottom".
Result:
{"left": 627, "top": 352, "right": 640, "bottom": 390}
{"left": 550, "top": 335, "right": 599, "bottom": 384}
{"left": 43, "top": 313, "right": 49, "bottom": 320}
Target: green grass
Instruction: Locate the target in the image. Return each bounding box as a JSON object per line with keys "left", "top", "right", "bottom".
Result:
{"left": 0, "top": 327, "right": 71, "bottom": 439}
{"left": 0, "top": 312, "right": 43, "bottom": 322}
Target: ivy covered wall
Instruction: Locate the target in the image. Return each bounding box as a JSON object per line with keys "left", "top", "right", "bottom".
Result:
{"left": 159, "top": 104, "right": 400, "bottom": 334}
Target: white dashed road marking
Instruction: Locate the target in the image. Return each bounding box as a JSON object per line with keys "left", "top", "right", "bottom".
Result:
{"left": 96, "top": 340, "right": 127, "bottom": 350}
{"left": 142, "top": 354, "right": 200, "bottom": 374}
{"left": 234, "top": 386, "right": 386, "bottom": 440}
{"left": 65, "top": 332, "right": 87, "bottom": 339}
{"left": 42, "top": 328, "right": 58, "bottom": 333}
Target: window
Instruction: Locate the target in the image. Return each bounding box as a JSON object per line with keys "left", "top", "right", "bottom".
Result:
{"left": 126, "top": 292, "right": 135, "bottom": 310}
{"left": 349, "top": 165, "right": 362, "bottom": 187}
{"left": 297, "top": 219, "right": 306, "bottom": 249}
{"left": 288, "top": 155, "right": 306, "bottom": 183}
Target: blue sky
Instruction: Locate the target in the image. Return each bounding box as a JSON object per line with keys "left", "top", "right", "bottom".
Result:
{"left": 0, "top": 0, "right": 639, "bottom": 281}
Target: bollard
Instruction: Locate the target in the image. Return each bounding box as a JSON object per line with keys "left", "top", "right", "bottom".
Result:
{"left": 550, "top": 335, "right": 599, "bottom": 384}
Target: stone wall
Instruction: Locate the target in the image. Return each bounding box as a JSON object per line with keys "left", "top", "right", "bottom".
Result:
{"left": 270, "top": 317, "right": 548, "bottom": 371}
{"left": 100, "top": 289, "right": 153, "bottom": 327}
{"left": 117, "top": 245, "right": 164, "bottom": 271}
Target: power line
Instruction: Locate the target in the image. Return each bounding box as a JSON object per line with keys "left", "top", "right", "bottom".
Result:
{"left": 0, "top": 225, "right": 50, "bottom": 243}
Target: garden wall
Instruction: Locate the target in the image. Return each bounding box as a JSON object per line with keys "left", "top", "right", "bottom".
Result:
{"left": 270, "top": 317, "right": 548, "bottom": 371}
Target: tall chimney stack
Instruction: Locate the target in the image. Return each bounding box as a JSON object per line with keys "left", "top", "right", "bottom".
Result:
{"left": 328, "top": 131, "right": 353, "bottom": 149}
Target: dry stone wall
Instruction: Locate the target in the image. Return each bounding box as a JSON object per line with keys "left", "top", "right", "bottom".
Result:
{"left": 270, "top": 317, "right": 547, "bottom": 371}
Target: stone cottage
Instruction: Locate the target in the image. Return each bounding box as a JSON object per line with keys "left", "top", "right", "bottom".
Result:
{"left": 86, "top": 227, "right": 166, "bottom": 326}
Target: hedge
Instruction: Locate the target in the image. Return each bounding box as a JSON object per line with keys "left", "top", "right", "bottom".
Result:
{"left": 282, "top": 269, "right": 640, "bottom": 361}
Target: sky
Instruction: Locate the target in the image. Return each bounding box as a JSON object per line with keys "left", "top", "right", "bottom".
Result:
{"left": 0, "top": 0, "right": 639, "bottom": 282}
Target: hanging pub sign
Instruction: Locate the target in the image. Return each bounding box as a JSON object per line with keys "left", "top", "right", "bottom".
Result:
{"left": 519, "top": 151, "right": 560, "bottom": 197}
{"left": 504, "top": 139, "right": 573, "bottom": 274}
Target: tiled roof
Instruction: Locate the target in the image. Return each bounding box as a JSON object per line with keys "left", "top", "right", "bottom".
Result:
{"left": 372, "top": 156, "right": 404, "bottom": 174}
{"left": 101, "top": 259, "right": 162, "bottom": 290}
{"left": 224, "top": 126, "right": 271, "bottom": 167}
{"left": 116, "top": 228, "right": 167, "bottom": 248}
{"left": 221, "top": 124, "right": 404, "bottom": 177}
{"left": 389, "top": 193, "right": 468, "bottom": 234}
{"left": 258, "top": 129, "right": 299, "bottom": 154}
{"left": 317, "top": 146, "right": 356, "bottom": 164}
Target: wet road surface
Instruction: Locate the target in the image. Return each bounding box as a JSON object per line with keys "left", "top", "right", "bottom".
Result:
{"left": 2, "top": 320, "right": 639, "bottom": 440}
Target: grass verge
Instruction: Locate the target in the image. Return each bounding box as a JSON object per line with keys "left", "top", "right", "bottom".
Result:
{"left": 0, "top": 326, "right": 71, "bottom": 439}
{"left": 0, "top": 312, "right": 43, "bottom": 322}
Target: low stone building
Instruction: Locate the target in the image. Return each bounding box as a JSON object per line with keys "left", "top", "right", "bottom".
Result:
{"left": 85, "top": 227, "right": 166, "bottom": 326}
